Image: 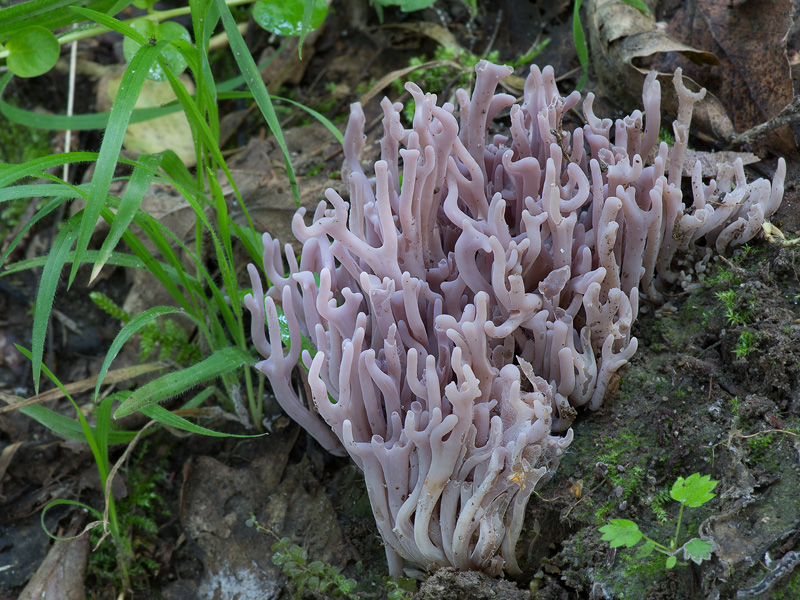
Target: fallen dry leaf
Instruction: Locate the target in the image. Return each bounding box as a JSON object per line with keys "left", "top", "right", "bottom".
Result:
{"left": 586, "top": 0, "right": 736, "bottom": 143}
{"left": 17, "top": 534, "right": 89, "bottom": 600}
{"left": 679, "top": 148, "right": 760, "bottom": 177}
{"left": 652, "top": 0, "right": 797, "bottom": 154}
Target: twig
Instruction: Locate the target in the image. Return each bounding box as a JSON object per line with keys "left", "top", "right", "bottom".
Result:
{"left": 729, "top": 95, "right": 800, "bottom": 148}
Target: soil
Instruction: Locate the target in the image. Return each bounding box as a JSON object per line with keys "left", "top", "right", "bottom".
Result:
{"left": 1, "top": 1, "right": 800, "bottom": 599}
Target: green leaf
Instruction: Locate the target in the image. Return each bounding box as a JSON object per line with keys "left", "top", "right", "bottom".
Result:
{"left": 397, "top": 0, "right": 437, "bottom": 11}
{"left": 139, "top": 402, "right": 262, "bottom": 437}
{"left": 93, "top": 305, "right": 205, "bottom": 402}
{"left": 252, "top": 0, "right": 327, "bottom": 37}
{"left": 272, "top": 94, "right": 343, "bottom": 144}
{"left": 63, "top": 17, "right": 168, "bottom": 289}
{"left": 620, "top": 0, "right": 651, "bottom": 14}
{"left": 0, "top": 69, "right": 183, "bottom": 130}
{"left": 91, "top": 152, "right": 162, "bottom": 282}
{"left": 6, "top": 26, "right": 60, "bottom": 78}
{"left": 0, "top": 0, "right": 119, "bottom": 37}
{"left": 681, "top": 538, "right": 714, "bottom": 564}
{"left": 665, "top": 555, "right": 677, "bottom": 569}
{"left": 670, "top": 473, "right": 718, "bottom": 508}
{"left": 30, "top": 212, "right": 82, "bottom": 393}
{"left": 19, "top": 404, "right": 138, "bottom": 444}
{"left": 572, "top": 0, "right": 588, "bottom": 90}
{"left": 599, "top": 519, "right": 643, "bottom": 548}
{"left": 633, "top": 539, "right": 656, "bottom": 559}
{"left": 114, "top": 346, "right": 255, "bottom": 418}
{"left": 217, "top": 0, "right": 300, "bottom": 205}
{"left": 122, "top": 19, "right": 192, "bottom": 82}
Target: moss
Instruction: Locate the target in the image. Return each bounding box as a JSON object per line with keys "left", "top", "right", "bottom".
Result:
{"left": 594, "top": 550, "right": 669, "bottom": 600}
{"left": 0, "top": 112, "right": 53, "bottom": 238}
{"left": 770, "top": 570, "right": 800, "bottom": 600}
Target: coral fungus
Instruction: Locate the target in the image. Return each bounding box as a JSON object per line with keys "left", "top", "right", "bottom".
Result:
{"left": 244, "top": 61, "right": 785, "bottom": 576}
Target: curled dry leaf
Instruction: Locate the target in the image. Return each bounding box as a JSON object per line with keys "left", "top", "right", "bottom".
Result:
{"left": 586, "top": 0, "right": 735, "bottom": 143}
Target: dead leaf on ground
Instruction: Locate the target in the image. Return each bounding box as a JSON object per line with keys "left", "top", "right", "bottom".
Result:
{"left": 17, "top": 532, "right": 89, "bottom": 600}
{"left": 651, "top": 0, "right": 797, "bottom": 154}
{"left": 586, "top": 0, "right": 736, "bottom": 143}
{"left": 665, "top": 148, "right": 761, "bottom": 177}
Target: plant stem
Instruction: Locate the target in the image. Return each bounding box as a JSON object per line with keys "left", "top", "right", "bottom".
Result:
{"left": 673, "top": 503, "right": 685, "bottom": 550}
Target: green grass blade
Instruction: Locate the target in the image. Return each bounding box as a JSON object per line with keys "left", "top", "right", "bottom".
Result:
{"left": 66, "top": 25, "right": 167, "bottom": 288}
{"left": 0, "top": 0, "right": 120, "bottom": 37}
{"left": 19, "top": 404, "right": 138, "bottom": 444}
{"left": 0, "top": 196, "right": 70, "bottom": 267}
{"left": 0, "top": 182, "right": 82, "bottom": 202}
{"left": 94, "top": 305, "right": 212, "bottom": 401}
{"left": 272, "top": 94, "right": 344, "bottom": 144}
{"left": 114, "top": 346, "right": 255, "bottom": 418}
{"left": 0, "top": 96, "right": 182, "bottom": 131}
{"left": 91, "top": 152, "right": 162, "bottom": 282}
{"left": 0, "top": 71, "right": 182, "bottom": 130}
{"left": 105, "top": 208, "right": 199, "bottom": 314}
{"left": 140, "top": 402, "right": 262, "bottom": 437}
{"left": 215, "top": 42, "right": 287, "bottom": 93}
{"left": 30, "top": 213, "right": 81, "bottom": 393}
{"left": 157, "top": 149, "right": 203, "bottom": 197}
{"left": 4, "top": 249, "right": 155, "bottom": 277}
{"left": 94, "top": 395, "right": 114, "bottom": 474}
{"left": 217, "top": 0, "right": 300, "bottom": 206}
{"left": 17, "top": 345, "right": 109, "bottom": 473}
{"left": 573, "top": 0, "right": 588, "bottom": 91}
{"left": 298, "top": 0, "right": 317, "bottom": 58}
{"left": 0, "top": 151, "right": 99, "bottom": 187}
{"left": 215, "top": 91, "right": 343, "bottom": 143}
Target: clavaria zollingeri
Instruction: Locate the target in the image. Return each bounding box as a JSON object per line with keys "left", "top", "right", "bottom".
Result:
{"left": 244, "top": 61, "right": 785, "bottom": 576}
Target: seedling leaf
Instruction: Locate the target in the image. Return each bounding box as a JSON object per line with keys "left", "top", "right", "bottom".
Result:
{"left": 6, "top": 26, "right": 60, "bottom": 77}
{"left": 665, "top": 555, "right": 677, "bottom": 569}
{"left": 670, "top": 473, "right": 718, "bottom": 508}
{"left": 253, "top": 0, "right": 327, "bottom": 37}
{"left": 122, "top": 19, "right": 192, "bottom": 81}
{"left": 599, "top": 519, "right": 642, "bottom": 548}
{"left": 682, "top": 538, "right": 714, "bottom": 564}
{"left": 634, "top": 539, "right": 656, "bottom": 559}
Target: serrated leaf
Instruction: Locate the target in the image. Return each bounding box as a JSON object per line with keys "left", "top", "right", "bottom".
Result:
{"left": 666, "top": 555, "right": 677, "bottom": 569}
{"left": 634, "top": 539, "right": 656, "bottom": 559}
{"left": 670, "top": 473, "right": 718, "bottom": 507}
{"left": 6, "top": 26, "right": 60, "bottom": 77}
{"left": 252, "top": 0, "right": 327, "bottom": 37}
{"left": 682, "top": 538, "right": 714, "bottom": 564}
{"left": 599, "top": 519, "right": 643, "bottom": 548}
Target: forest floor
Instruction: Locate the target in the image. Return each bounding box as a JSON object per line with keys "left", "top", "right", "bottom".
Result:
{"left": 1, "top": 0, "right": 800, "bottom": 599}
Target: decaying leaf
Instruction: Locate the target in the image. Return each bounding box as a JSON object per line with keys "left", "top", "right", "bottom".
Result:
{"left": 651, "top": 0, "right": 797, "bottom": 154}
{"left": 673, "top": 148, "right": 760, "bottom": 178}
{"left": 586, "top": 0, "right": 735, "bottom": 143}
{"left": 18, "top": 533, "right": 89, "bottom": 600}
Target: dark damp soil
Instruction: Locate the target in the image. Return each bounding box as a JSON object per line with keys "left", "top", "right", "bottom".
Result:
{"left": 2, "top": 1, "right": 800, "bottom": 599}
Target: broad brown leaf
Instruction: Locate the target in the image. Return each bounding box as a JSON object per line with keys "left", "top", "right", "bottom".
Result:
{"left": 652, "top": 0, "right": 797, "bottom": 153}
{"left": 587, "top": 0, "right": 734, "bottom": 142}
